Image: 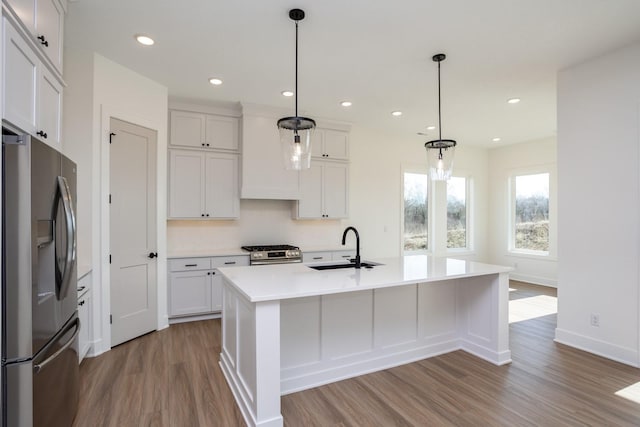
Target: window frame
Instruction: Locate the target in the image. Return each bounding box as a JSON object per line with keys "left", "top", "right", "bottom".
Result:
{"left": 401, "top": 165, "right": 431, "bottom": 255}
{"left": 446, "top": 174, "right": 473, "bottom": 254}
{"left": 507, "top": 167, "right": 555, "bottom": 258}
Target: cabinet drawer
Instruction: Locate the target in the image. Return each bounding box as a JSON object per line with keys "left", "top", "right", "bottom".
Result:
{"left": 168, "top": 257, "right": 211, "bottom": 271}
{"left": 211, "top": 255, "right": 249, "bottom": 268}
{"left": 332, "top": 250, "right": 355, "bottom": 261}
{"left": 303, "top": 252, "right": 333, "bottom": 263}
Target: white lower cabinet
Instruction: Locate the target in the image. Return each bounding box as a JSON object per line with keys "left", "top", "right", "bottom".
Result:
{"left": 77, "top": 272, "right": 92, "bottom": 363}
{"left": 295, "top": 160, "right": 349, "bottom": 219}
{"left": 303, "top": 250, "right": 356, "bottom": 264}
{"left": 168, "top": 255, "right": 249, "bottom": 320}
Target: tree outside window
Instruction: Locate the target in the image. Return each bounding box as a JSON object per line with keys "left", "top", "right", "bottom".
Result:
{"left": 447, "top": 177, "right": 467, "bottom": 249}
{"left": 403, "top": 172, "right": 428, "bottom": 251}
{"left": 513, "top": 173, "right": 549, "bottom": 252}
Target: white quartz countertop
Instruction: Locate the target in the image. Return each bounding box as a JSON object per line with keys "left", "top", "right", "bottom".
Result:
{"left": 218, "top": 255, "right": 512, "bottom": 302}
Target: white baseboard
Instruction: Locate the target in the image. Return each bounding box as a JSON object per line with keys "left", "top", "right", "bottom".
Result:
{"left": 510, "top": 273, "right": 557, "bottom": 288}
{"left": 554, "top": 328, "right": 639, "bottom": 367}
{"left": 168, "top": 312, "right": 220, "bottom": 324}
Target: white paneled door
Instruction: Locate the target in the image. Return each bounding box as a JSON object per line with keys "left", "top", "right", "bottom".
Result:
{"left": 109, "top": 118, "right": 158, "bottom": 347}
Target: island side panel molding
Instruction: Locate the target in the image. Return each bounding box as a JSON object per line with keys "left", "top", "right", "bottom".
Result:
{"left": 322, "top": 291, "right": 374, "bottom": 359}
{"left": 373, "top": 285, "right": 418, "bottom": 348}
{"left": 220, "top": 281, "right": 283, "bottom": 427}
{"left": 281, "top": 297, "right": 321, "bottom": 368}
{"left": 417, "top": 281, "right": 458, "bottom": 342}
{"left": 456, "top": 272, "right": 512, "bottom": 365}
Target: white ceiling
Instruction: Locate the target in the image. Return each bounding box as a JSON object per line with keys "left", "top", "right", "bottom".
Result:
{"left": 65, "top": 0, "right": 640, "bottom": 148}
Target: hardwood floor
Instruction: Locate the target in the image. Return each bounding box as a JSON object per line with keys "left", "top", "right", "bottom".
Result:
{"left": 73, "top": 282, "right": 640, "bottom": 426}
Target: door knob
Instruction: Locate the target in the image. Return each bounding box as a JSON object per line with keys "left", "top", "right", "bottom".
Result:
{"left": 148, "top": 252, "right": 158, "bottom": 259}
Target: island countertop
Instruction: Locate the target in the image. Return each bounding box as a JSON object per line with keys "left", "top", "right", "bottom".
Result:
{"left": 217, "top": 255, "right": 512, "bottom": 303}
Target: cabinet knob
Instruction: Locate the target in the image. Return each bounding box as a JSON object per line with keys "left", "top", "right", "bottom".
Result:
{"left": 79, "top": 300, "right": 85, "bottom": 306}
{"left": 202, "top": 143, "right": 205, "bottom": 146}
{"left": 37, "top": 131, "right": 48, "bottom": 139}
{"left": 206, "top": 143, "right": 210, "bottom": 147}
{"left": 206, "top": 213, "right": 210, "bottom": 217}
{"left": 37, "top": 35, "right": 49, "bottom": 47}
{"left": 148, "top": 252, "right": 158, "bottom": 259}
{"left": 201, "top": 214, "right": 205, "bottom": 217}
{"left": 207, "top": 272, "right": 211, "bottom": 275}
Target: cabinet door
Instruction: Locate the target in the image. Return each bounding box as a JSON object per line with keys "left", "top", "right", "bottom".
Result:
{"left": 6, "top": 0, "right": 36, "bottom": 33}
{"left": 168, "top": 150, "right": 205, "bottom": 218}
{"left": 78, "top": 291, "right": 91, "bottom": 362}
{"left": 205, "top": 153, "right": 239, "bottom": 218}
{"left": 37, "top": 65, "right": 62, "bottom": 148}
{"left": 170, "top": 111, "right": 206, "bottom": 148}
{"left": 210, "top": 270, "right": 222, "bottom": 312}
{"left": 169, "top": 271, "right": 212, "bottom": 316}
{"left": 323, "top": 130, "right": 349, "bottom": 160}
{"left": 296, "top": 162, "right": 323, "bottom": 218}
{"left": 2, "top": 18, "right": 38, "bottom": 134}
{"left": 323, "top": 163, "right": 349, "bottom": 219}
{"left": 35, "top": 0, "right": 63, "bottom": 73}
{"left": 205, "top": 115, "right": 238, "bottom": 150}
{"left": 310, "top": 129, "right": 324, "bottom": 158}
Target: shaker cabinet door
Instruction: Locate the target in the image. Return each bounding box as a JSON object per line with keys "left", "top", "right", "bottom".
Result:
{"left": 168, "top": 150, "right": 205, "bottom": 218}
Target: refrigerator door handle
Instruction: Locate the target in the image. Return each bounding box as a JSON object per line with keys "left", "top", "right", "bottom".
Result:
{"left": 33, "top": 317, "right": 80, "bottom": 374}
{"left": 55, "top": 175, "right": 77, "bottom": 299}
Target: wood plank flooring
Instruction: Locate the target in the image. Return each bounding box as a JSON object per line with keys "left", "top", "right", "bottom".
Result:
{"left": 73, "top": 282, "right": 640, "bottom": 426}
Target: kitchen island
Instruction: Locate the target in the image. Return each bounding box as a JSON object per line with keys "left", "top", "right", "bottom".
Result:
{"left": 218, "top": 255, "right": 512, "bottom": 427}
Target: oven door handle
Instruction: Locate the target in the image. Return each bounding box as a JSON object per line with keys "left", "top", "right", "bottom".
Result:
{"left": 250, "top": 259, "right": 302, "bottom": 266}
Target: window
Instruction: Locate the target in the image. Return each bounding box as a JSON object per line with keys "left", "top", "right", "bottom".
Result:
{"left": 447, "top": 176, "right": 468, "bottom": 249}
{"left": 403, "top": 172, "right": 428, "bottom": 252}
{"left": 511, "top": 172, "right": 549, "bottom": 253}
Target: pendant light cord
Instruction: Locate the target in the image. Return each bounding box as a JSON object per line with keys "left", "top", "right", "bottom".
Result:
{"left": 295, "top": 20, "right": 299, "bottom": 120}
{"left": 437, "top": 59, "right": 442, "bottom": 141}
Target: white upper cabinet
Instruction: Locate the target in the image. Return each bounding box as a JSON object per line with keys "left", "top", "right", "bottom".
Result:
{"left": 311, "top": 128, "right": 349, "bottom": 160}
{"left": 168, "top": 149, "right": 239, "bottom": 219}
{"left": 38, "top": 64, "right": 62, "bottom": 146}
{"left": 170, "top": 110, "right": 239, "bottom": 151}
{"left": 5, "top": 0, "right": 65, "bottom": 74}
{"left": 34, "top": 0, "right": 64, "bottom": 73}
{"left": 3, "top": 17, "right": 38, "bottom": 134}
{"left": 295, "top": 161, "right": 349, "bottom": 219}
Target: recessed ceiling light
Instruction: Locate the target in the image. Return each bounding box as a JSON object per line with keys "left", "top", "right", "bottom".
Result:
{"left": 135, "top": 34, "right": 155, "bottom": 46}
{"left": 208, "top": 78, "right": 223, "bottom": 86}
{"left": 340, "top": 101, "right": 352, "bottom": 107}
{"left": 281, "top": 90, "right": 294, "bottom": 97}
{"left": 507, "top": 98, "right": 521, "bottom": 104}
{"left": 391, "top": 111, "right": 403, "bottom": 117}
{"left": 427, "top": 125, "right": 436, "bottom": 130}
{"left": 492, "top": 137, "right": 501, "bottom": 142}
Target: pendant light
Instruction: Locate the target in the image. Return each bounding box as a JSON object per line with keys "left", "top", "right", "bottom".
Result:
{"left": 425, "top": 53, "right": 457, "bottom": 181}
{"left": 277, "top": 8, "right": 316, "bottom": 170}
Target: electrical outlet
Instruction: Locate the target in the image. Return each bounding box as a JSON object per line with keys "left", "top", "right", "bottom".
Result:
{"left": 590, "top": 313, "right": 600, "bottom": 327}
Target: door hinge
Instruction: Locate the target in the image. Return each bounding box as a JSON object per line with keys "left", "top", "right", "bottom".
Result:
{"left": 109, "top": 132, "right": 116, "bottom": 144}
{"left": 109, "top": 254, "right": 112, "bottom": 264}
{"left": 109, "top": 194, "right": 111, "bottom": 204}
{"left": 110, "top": 314, "right": 112, "bottom": 324}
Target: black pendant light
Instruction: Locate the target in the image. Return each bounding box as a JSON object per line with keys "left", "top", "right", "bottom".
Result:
{"left": 277, "top": 8, "right": 316, "bottom": 170}
{"left": 425, "top": 53, "right": 457, "bottom": 181}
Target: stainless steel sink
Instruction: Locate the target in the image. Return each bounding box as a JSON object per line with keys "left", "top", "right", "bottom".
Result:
{"left": 309, "top": 261, "right": 381, "bottom": 270}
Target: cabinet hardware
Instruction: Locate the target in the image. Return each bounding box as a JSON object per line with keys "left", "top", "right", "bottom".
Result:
{"left": 185, "top": 264, "right": 197, "bottom": 267}
{"left": 224, "top": 261, "right": 236, "bottom": 265}
{"left": 211, "top": 271, "right": 216, "bottom": 275}
{"left": 206, "top": 213, "right": 210, "bottom": 217}
{"left": 148, "top": 252, "right": 158, "bottom": 259}
{"left": 36, "top": 131, "right": 48, "bottom": 139}
{"left": 207, "top": 272, "right": 211, "bottom": 275}
{"left": 201, "top": 214, "right": 205, "bottom": 217}
{"left": 313, "top": 257, "right": 322, "bottom": 260}
{"left": 77, "top": 286, "right": 86, "bottom": 292}
{"left": 37, "top": 35, "right": 48, "bottom": 47}
{"left": 79, "top": 300, "right": 85, "bottom": 306}
{"left": 201, "top": 143, "right": 205, "bottom": 146}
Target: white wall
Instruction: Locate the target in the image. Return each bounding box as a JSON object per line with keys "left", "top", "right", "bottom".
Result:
{"left": 168, "top": 125, "right": 491, "bottom": 262}
{"left": 556, "top": 42, "right": 640, "bottom": 366}
{"left": 63, "top": 50, "right": 168, "bottom": 356}
{"left": 488, "top": 137, "right": 557, "bottom": 286}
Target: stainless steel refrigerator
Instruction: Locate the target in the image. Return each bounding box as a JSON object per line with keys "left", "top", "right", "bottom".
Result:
{"left": 2, "top": 127, "right": 80, "bottom": 427}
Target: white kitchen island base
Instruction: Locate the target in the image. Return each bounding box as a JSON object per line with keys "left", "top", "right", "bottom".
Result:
{"left": 219, "top": 256, "right": 511, "bottom": 427}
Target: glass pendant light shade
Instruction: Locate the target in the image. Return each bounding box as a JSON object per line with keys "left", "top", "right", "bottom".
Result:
{"left": 277, "top": 8, "right": 315, "bottom": 170}
{"left": 425, "top": 140, "right": 456, "bottom": 181}
{"left": 424, "top": 53, "right": 457, "bottom": 181}
{"left": 278, "top": 116, "right": 315, "bottom": 170}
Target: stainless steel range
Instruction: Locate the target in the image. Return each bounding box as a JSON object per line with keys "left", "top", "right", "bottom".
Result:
{"left": 241, "top": 245, "right": 302, "bottom": 265}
